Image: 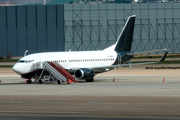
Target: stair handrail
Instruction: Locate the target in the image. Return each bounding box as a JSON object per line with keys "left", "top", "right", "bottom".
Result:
{"left": 43, "top": 62, "right": 65, "bottom": 81}
{"left": 43, "top": 62, "right": 67, "bottom": 83}
{"left": 45, "top": 62, "right": 66, "bottom": 80}
{"left": 52, "top": 62, "right": 75, "bottom": 82}
{"left": 44, "top": 62, "right": 67, "bottom": 82}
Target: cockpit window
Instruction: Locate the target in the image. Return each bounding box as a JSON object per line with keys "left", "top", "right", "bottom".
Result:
{"left": 18, "top": 60, "right": 25, "bottom": 63}
{"left": 18, "top": 60, "right": 34, "bottom": 63}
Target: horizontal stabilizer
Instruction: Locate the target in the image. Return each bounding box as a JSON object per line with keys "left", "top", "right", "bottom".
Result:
{"left": 127, "top": 49, "right": 167, "bottom": 56}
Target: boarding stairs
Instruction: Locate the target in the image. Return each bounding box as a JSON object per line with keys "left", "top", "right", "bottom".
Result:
{"left": 40, "top": 62, "right": 75, "bottom": 84}
{"left": 42, "top": 62, "right": 66, "bottom": 83}
{"left": 33, "top": 61, "right": 75, "bottom": 84}
{"left": 49, "top": 62, "right": 75, "bottom": 83}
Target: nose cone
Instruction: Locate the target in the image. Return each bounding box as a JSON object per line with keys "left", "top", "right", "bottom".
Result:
{"left": 12, "top": 63, "right": 24, "bottom": 75}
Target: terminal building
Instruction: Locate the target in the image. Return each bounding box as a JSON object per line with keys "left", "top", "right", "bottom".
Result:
{"left": 0, "top": 3, "right": 180, "bottom": 57}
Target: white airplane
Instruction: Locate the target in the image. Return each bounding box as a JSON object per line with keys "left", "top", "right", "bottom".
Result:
{"left": 12, "top": 15, "right": 168, "bottom": 84}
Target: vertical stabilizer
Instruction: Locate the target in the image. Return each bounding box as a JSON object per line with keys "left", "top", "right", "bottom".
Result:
{"left": 103, "top": 15, "right": 136, "bottom": 52}
{"left": 114, "top": 15, "right": 136, "bottom": 52}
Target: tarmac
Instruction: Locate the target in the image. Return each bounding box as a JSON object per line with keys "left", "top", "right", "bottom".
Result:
{"left": 0, "top": 64, "right": 180, "bottom": 119}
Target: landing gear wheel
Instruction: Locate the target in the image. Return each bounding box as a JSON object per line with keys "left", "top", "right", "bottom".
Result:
{"left": 27, "top": 79, "right": 32, "bottom": 84}
{"left": 57, "top": 80, "right": 61, "bottom": 84}
{"left": 39, "top": 80, "right": 42, "bottom": 84}
{"left": 85, "top": 78, "right": 94, "bottom": 82}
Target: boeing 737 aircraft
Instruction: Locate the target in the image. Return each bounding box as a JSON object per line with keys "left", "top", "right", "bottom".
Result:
{"left": 12, "top": 15, "right": 168, "bottom": 84}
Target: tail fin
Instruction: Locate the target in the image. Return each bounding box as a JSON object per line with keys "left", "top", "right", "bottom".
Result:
{"left": 115, "top": 15, "right": 136, "bottom": 52}
{"left": 103, "top": 15, "right": 136, "bottom": 52}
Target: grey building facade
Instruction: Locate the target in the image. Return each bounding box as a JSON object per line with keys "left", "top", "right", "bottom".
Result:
{"left": 0, "top": 3, "right": 180, "bottom": 57}
{"left": 0, "top": 5, "right": 64, "bottom": 57}
{"left": 64, "top": 3, "right": 180, "bottom": 54}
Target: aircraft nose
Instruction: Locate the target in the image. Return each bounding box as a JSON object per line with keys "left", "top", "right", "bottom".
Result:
{"left": 12, "top": 63, "right": 23, "bottom": 75}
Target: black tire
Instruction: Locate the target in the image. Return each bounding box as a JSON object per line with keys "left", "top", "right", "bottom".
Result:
{"left": 57, "top": 80, "right": 61, "bottom": 84}
{"left": 39, "top": 80, "right": 42, "bottom": 84}
{"left": 27, "top": 79, "right": 32, "bottom": 84}
{"left": 29, "top": 80, "right": 32, "bottom": 84}
{"left": 85, "top": 78, "right": 94, "bottom": 82}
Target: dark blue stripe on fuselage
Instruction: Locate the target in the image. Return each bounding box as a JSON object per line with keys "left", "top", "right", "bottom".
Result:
{"left": 112, "top": 52, "right": 134, "bottom": 65}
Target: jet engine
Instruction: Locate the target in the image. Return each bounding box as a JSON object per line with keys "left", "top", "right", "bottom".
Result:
{"left": 74, "top": 68, "right": 94, "bottom": 79}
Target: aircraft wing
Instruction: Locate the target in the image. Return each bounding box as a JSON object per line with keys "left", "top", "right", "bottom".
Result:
{"left": 91, "top": 49, "right": 169, "bottom": 72}
{"left": 127, "top": 49, "right": 167, "bottom": 56}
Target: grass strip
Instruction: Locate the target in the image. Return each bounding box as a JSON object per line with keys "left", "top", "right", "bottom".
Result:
{"left": 0, "top": 59, "right": 18, "bottom": 62}
{"left": 134, "top": 54, "right": 180, "bottom": 59}
{"left": 0, "top": 65, "right": 13, "bottom": 68}
{"left": 131, "top": 60, "right": 180, "bottom": 64}
{"left": 0, "top": 60, "right": 180, "bottom": 68}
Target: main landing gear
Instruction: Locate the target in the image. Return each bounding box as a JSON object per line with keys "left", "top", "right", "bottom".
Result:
{"left": 85, "top": 78, "right": 94, "bottom": 82}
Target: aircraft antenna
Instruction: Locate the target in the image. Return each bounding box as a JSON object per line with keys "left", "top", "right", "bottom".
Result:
{"left": 24, "top": 50, "right": 28, "bottom": 56}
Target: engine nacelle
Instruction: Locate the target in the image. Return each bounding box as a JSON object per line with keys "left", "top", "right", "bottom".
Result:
{"left": 74, "top": 68, "right": 94, "bottom": 79}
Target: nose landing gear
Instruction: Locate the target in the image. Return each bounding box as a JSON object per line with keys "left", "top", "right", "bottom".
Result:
{"left": 39, "top": 79, "right": 42, "bottom": 84}
{"left": 57, "top": 80, "right": 61, "bottom": 84}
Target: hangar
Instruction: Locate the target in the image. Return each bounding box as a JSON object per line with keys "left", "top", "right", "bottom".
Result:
{"left": 0, "top": 3, "right": 180, "bottom": 57}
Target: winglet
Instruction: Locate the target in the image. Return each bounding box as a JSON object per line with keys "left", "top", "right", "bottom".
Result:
{"left": 158, "top": 49, "right": 169, "bottom": 63}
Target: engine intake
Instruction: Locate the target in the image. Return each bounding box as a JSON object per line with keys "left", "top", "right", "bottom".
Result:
{"left": 74, "top": 68, "right": 94, "bottom": 79}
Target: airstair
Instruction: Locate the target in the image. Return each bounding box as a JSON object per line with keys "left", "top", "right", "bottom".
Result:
{"left": 48, "top": 62, "right": 75, "bottom": 83}
{"left": 34, "top": 62, "right": 75, "bottom": 84}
